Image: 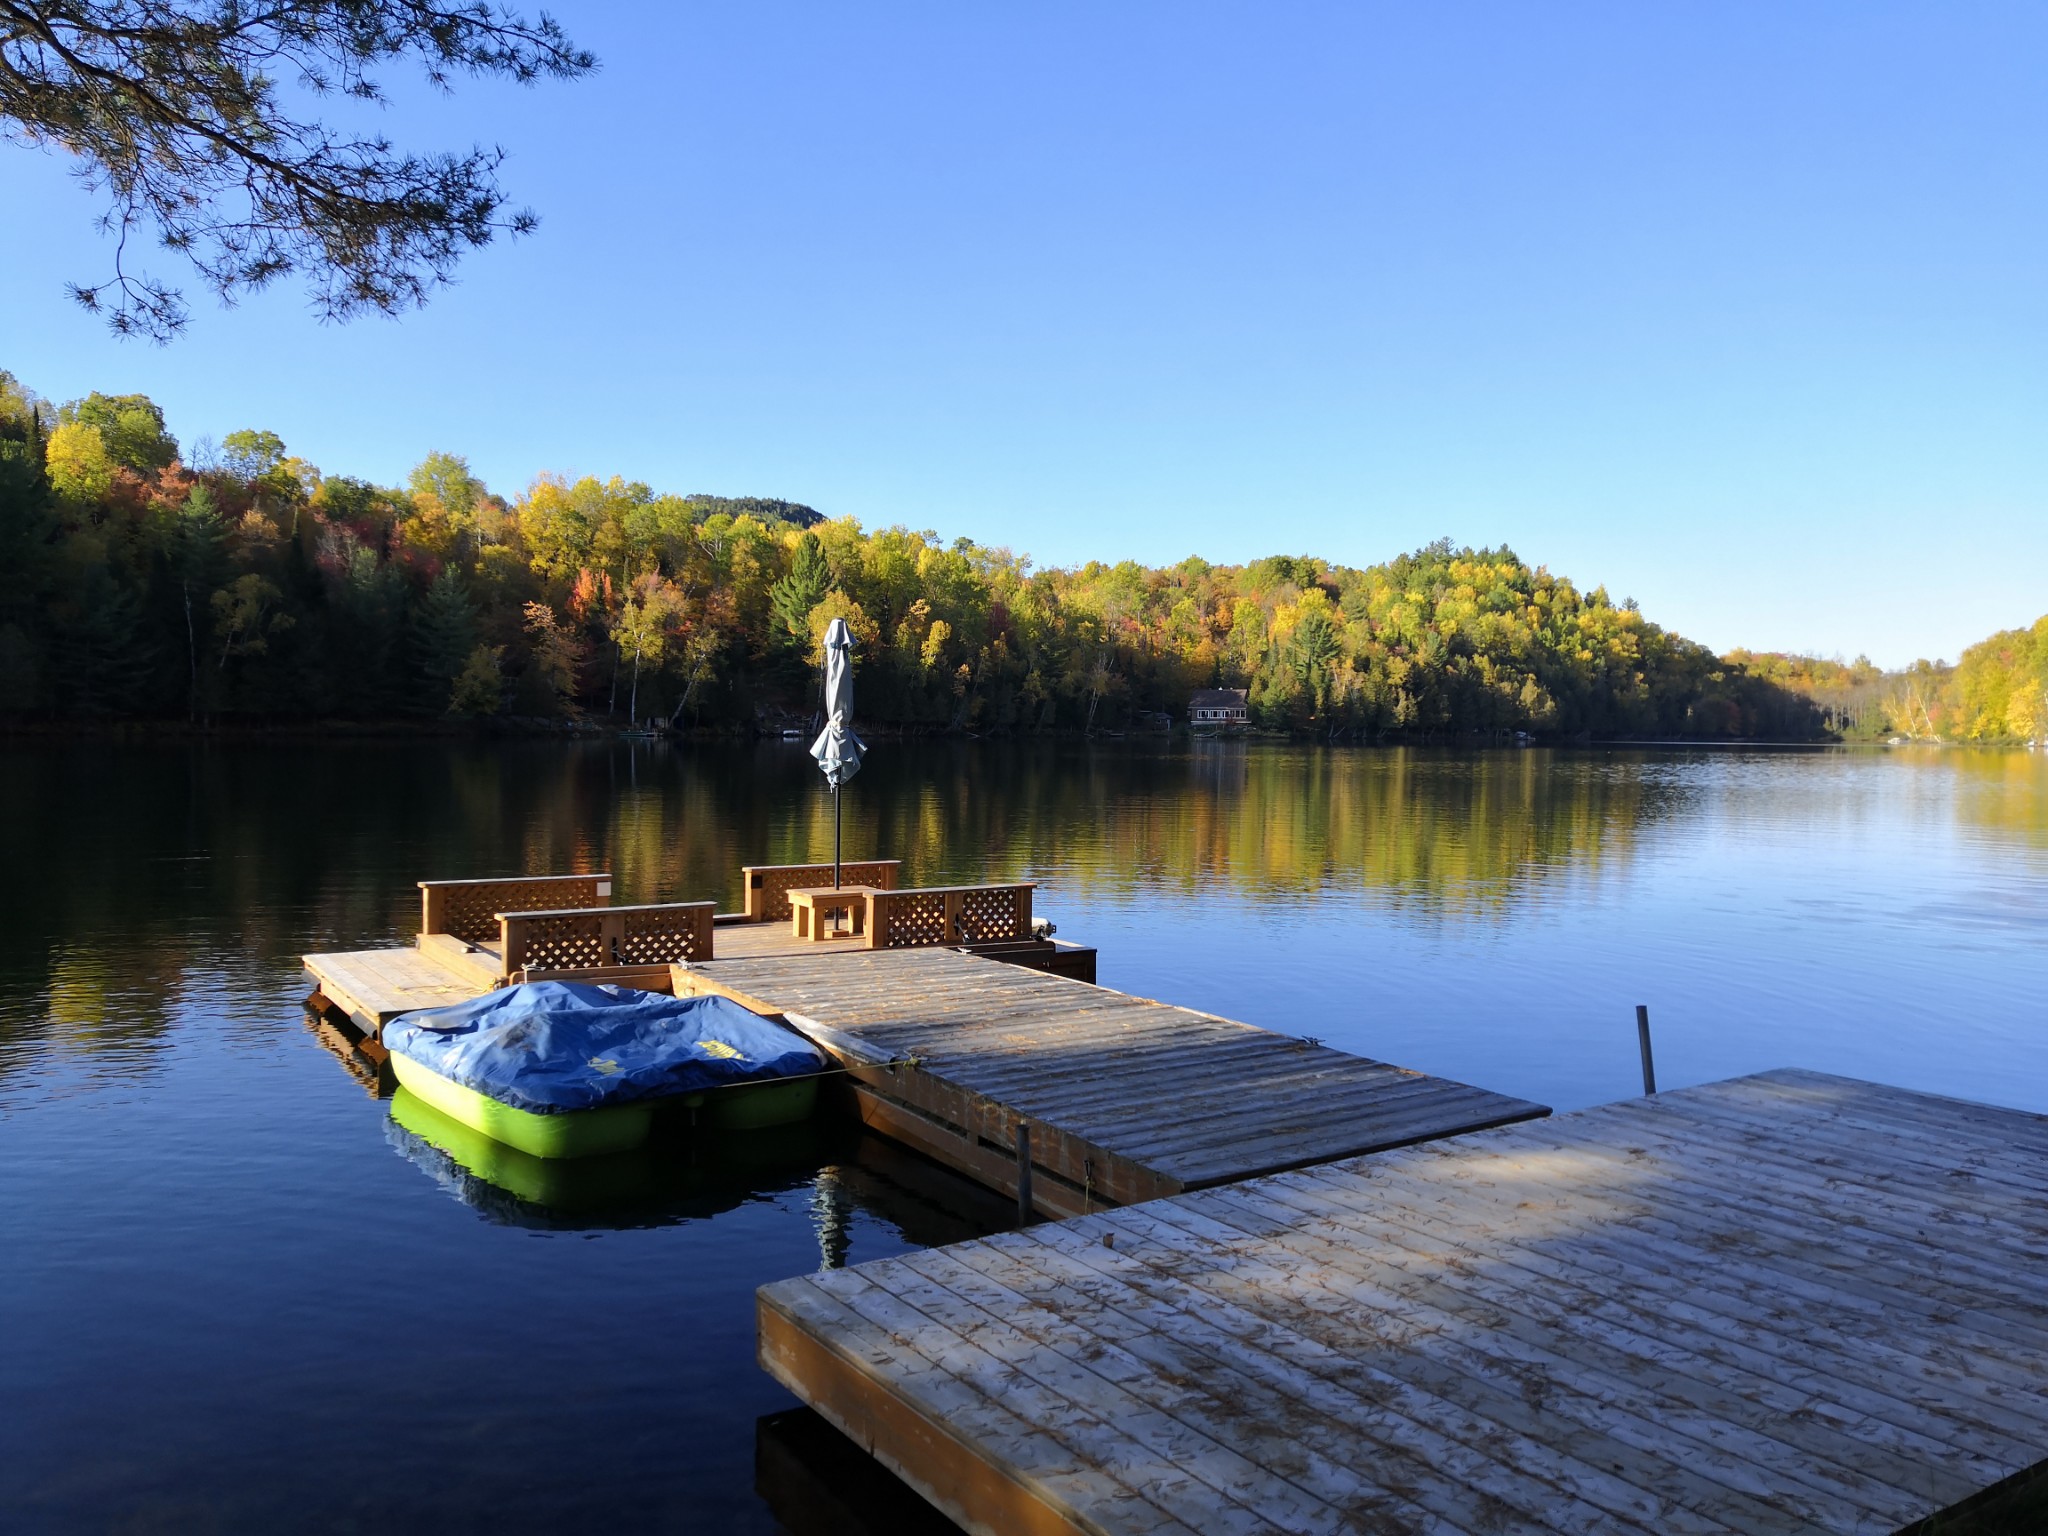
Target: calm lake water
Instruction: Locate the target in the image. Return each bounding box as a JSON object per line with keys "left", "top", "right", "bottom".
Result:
{"left": 4, "top": 738, "right": 2047, "bottom": 1532}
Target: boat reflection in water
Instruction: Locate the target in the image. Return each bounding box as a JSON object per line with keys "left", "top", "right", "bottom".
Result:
{"left": 383, "top": 1048, "right": 1013, "bottom": 1533}
{"left": 385, "top": 1083, "right": 1018, "bottom": 1248}
{"left": 384, "top": 1085, "right": 846, "bottom": 1231}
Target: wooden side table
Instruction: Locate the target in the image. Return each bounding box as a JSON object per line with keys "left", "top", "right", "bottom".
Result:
{"left": 787, "top": 885, "right": 874, "bottom": 941}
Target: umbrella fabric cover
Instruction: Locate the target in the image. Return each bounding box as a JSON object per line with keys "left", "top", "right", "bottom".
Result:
{"left": 810, "top": 616, "right": 866, "bottom": 786}
{"left": 384, "top": 982, "right": 827, "bottom": 1113}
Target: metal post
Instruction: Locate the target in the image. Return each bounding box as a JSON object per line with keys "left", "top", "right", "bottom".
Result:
{"left": 826, "top": 646, "right": 841, "bottom": 892}
{"left": 1636, "top": 1004, "right": 1657, "bottom": 1096}
{"left": 1015, "top": 1121, "right": 1033, "bottom": 1221}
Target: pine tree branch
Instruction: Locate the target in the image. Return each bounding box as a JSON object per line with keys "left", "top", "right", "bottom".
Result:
{"left": 0, "top": 0, "right": 595, "bottom": 339}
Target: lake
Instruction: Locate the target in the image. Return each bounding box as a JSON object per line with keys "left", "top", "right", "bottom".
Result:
{"left": 4, "top": 738, "right": 2046, "bottom": 1532}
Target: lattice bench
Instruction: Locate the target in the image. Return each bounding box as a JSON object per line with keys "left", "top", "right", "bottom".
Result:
{"left": 499, "top": 901, "right": 716, "bottom": 978}
{"left": 419, "top": 874, "right": 613, "bottom": 944}
{"left": 866, "top": 883, "right": 1035, "bottom": 949}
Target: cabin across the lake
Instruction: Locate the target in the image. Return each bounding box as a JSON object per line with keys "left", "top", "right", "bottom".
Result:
{"left": 1187, "top": 686, "right": 1249, "bottom": 727}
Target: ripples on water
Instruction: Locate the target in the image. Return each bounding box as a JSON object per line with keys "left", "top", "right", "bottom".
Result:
{"left": 3, "top": 740, "right": 2045, "bottom": 1531}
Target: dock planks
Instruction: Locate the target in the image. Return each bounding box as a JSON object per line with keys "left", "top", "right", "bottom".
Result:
{"left": 303, "top": 946, "right": 476, "bottom": 1032}
{"left": 677, "top": 947, "right": 1547, "bottom": 1218}
{"left": 758, "top": 1068, "right": 2048, "bottom": 1535}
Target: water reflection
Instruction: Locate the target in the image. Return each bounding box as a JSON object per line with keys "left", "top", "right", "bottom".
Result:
{"left": 305, "top": 1013, "right": 387, "bottom": 1097}
{"left": 385, "top": 1088, "right": 837, "bottom": 1230}
{"left": 5, "top": 739, "right": 2047, "bottom": 1096}
{"left": 5, "top": 739, "right": 2047, "bottom": 1534}
{"left": 383, "top": 1080, "right": 1018, "bottom": 1251}
{"left": 1945, "top": 744, "right": 2048, "bottom": 849}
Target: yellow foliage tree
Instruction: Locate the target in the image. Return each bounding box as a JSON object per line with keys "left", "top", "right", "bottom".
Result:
{"left": 449, "top": 645, "right": 505, "bottom": 716}
{"left": 805, "top": 591, "right": 881, "bottom": 665}
{"left": 44, "top": 421, "right": 116, "bottom": 509}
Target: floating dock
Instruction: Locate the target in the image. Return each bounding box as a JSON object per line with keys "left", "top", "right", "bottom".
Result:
{"left": 304, "top": 865, "right": 1095, "bottom": 1033}
{"left": 758, "top": 1069, "right": 2048, "bottom": 1535}
{"left": 306, "top": 863, "right": 1542, "bottom": 1220}
{"left": 677, "top": 947, "right": 1545, "bottom": 1219}
{"left": 302, "top": 944, "right": 480, "bottom": 1033}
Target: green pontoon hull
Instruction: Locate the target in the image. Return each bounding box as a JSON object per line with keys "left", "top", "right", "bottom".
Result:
{"left": 390, "top": 1086, "right": 653, "bottom": 1207}
{"left": 695, "top": 1074, "right": 822, "bottom": 1131}
{"left": 387, "top": 1051, "right": 823, "bottom": 1160}
{"left": 388, "top": 1052, "right": 650, "bottom": 1157}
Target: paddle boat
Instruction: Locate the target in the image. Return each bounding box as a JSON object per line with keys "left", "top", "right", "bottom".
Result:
{"left": 382, "top": 981, "right": 830, "bottom": 1159}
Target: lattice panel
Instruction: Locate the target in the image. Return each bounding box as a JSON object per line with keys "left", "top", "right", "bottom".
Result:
{"left": 509, "top": 912, "right": 611, "bottom": 971}
{"left": 880, "top": 891, "right": 952, "bottom": 947}
{"left": 956, "top": 885, "right": 1024, "bottom": 941}
{"left": 757, "top": 868, "right": 819, "bottom": 924}
{"left": 752, "top": 862, "right": 900, "bottom": 922}
{"left": 432, "top": 877, "right": 603, "bottom": 942}
{"left": 618, "top": 907, "right": 711, "bottom": 964}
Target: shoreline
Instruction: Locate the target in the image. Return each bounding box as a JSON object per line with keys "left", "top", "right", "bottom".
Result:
{"left": 0, "top": 716, "right": 1890, "bottom": 748}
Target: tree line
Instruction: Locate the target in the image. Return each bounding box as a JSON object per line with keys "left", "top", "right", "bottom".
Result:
{"left": 0, "top": 370, "right": 2036, "bottom": 742}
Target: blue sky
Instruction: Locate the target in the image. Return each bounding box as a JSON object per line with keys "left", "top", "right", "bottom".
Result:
{"left": 4, "top": 1, "right": 2043, "bottom": 666}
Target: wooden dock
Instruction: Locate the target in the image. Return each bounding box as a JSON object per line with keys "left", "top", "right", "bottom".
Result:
{"left": 758, "top": 1068, "right": 2048, "bottom": 1535}
{"left": 303, "top": 943, "right": 478, "bottom": 1032}
{"left": 305, "top": 917, "right": 1096, "bottom": 1034}
{"left": 676, "top": 947, "right": 1547, "bottom": 1219}
{"left": 303, "top": 864, "right": 1093, "bottom": 1035}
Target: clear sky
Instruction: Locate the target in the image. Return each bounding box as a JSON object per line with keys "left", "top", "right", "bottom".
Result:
{"left": 4, "top": 2, "right": 2043, "bottom": 666}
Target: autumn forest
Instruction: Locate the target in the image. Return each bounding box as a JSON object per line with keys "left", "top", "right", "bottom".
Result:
{"left": 2, "top": 371, "right": 2041, "bottom": 744}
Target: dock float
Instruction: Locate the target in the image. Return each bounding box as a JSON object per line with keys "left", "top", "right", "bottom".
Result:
{"left": 302, "top": 865, "right": 1096, "bottom": 1036}
{"left": 758, "top": 1069, "right": 2048, "bottom": 1535}
{"left": 676, "top": 947, "right": 1547, "bottom": 1219}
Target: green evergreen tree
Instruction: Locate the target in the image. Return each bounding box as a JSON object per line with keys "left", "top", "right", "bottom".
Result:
{"left": 0, "top": 374, "right": 53, "bottom": 710}
{"left": 769, "top": 532, "right": 832, "bottom": 642}
{"left": 1291, "top": 608, "right": 1342, "bottom": 716}
{"left": 170, "top": 484, "right": 225, "bottom": 719}
{"left": 58, "top": 563, "right": 152, "bottom": 714}
{"left": 411, "top": 566, "right": 478, "bottom": 711}
{"left": 336, "top": 547, "right": 409, "bottom": 715}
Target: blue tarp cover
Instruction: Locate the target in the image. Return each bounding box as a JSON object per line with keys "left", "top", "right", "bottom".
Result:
{"left": 384, "top": 982, "right": 828, "bottom": 1114}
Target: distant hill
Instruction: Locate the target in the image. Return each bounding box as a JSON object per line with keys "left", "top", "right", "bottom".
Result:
{"left": 7, "top": 365, "right": 2032, "bottom": 740}
{"left": 683, "top": 495, "right": 822, "bottom": 528}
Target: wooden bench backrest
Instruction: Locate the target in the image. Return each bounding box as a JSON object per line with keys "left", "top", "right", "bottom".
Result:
{"left": 867, "top": 883, "right": 1034, "bottom": 949}
{"left": 742, "top": 861, "right": 902, "bottom": 923}
{"left": 420, "top": 874, "right": 611, "bottom": 943}
{"left": 498, "top": 901, "right": 715, "bottom": 976}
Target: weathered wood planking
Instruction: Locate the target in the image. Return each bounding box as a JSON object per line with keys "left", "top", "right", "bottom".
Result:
{"left": 713, "top": 921, "right": 887, "bottom": 962}
{"left": 302, "top": 947, "right": 477, "bottom": 1032}
{"left": 759, "top": 1069, "right": 2048, "bottom": 1536}
{"left": 677, "top": 947, "right": 1546, "bottom": 1217}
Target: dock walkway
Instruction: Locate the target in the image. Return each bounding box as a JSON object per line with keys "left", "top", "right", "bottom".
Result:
{"left": 302, "top": 944, "right": 478, "bottom": 1031}
{"left": 677, "top": 947, "right": 1546, "bottom": 1219}
{"left": 759, "top": 1068, "right": 2048, "bottom": 1535}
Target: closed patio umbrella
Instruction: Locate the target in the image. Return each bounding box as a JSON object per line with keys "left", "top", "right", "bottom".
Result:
{"left": 809, "top": 617, "right": 865, "bottom": 888}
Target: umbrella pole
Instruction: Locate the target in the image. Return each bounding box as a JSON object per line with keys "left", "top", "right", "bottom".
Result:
{"left": 833, "top": 781, "right": 842, "bottom": 890}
